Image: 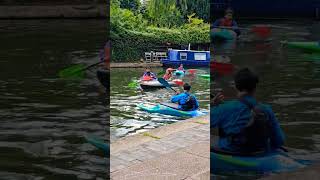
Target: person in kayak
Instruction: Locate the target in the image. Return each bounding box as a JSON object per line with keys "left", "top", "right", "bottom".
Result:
{"left": 171, "top": 83, "right": 199, "bottom": 111}
{"left": 163, "top": 68, "right": 174, "bottom": 80}
{"left": 212, "top": 8, "right": 241, "bottom": 37}
{"left": 177, "top": 64, "right": 185, "bottom": 71}
{"left": 142, "top": 68, "right": 157, "bottom": 80}
{"left": 211, "top": 68, "right": 285, "bottom": 155}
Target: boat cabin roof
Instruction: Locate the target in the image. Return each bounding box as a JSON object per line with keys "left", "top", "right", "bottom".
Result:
{"left": 168, "top": 49, "right": 210, "bottom": 53}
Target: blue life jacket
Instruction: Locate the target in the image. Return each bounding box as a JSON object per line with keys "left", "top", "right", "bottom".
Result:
{"left": 218, "top": 98, "right": 272, "bottom": 155}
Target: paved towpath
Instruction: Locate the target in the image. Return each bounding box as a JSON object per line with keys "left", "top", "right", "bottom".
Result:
{"left": 110, "top": 115, "right": 210, "bottom": 180}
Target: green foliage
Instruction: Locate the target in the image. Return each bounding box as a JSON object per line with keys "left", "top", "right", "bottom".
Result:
{"left": 110, "top": 0, "right": 210, "bottom": 62}
{"left": 146, "top": 0, "right": 183, "bottom": 28}
{"left": 119, "top": 0, "right": 141, "bottom": 12}
{"left": 177, "top": 0, "right": 210, "bottom": 21}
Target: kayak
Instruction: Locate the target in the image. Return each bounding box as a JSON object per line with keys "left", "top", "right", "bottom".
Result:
{"left": 139, "top": 79, "right": 180, "bottom": 89}
{"left": 211, "top": 61, "right": 234, "bottom": 75}
{"left": 211, "top": 150, "right": 306, "bottom": 174}
{"left": 173, "top": 70, "right": 185, "bottom": 76}
{"left": 211, "top": 28, "right": 237, "bottom": 41}
{"left": 285, "top": 41, "right": 320, "bottom": 52}
{"left": 137, "top": 103, "right": 206, "bottom": 117}
{"left": 85, "top": 135, "right": 109, "bottom": 155}
{"left": 199, "top": 74, "right": 210, "bottom": 79}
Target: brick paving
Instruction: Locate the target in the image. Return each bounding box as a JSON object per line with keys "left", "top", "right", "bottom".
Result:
{"left": 110, "top": 115, "right": 210, "bottom": 180}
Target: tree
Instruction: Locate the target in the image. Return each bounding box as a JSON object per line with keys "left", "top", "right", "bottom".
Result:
{"left": 146, "top": 0, "right": 183, "bottom": 28}
{"left": 119, "top": 0, "right": 141, "bottom": 12}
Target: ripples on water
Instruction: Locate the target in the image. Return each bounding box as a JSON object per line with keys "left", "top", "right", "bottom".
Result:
{"left": 212, "top": 20, "right": 320, "bottom": 179}
{"left": 0, "top": 20, "right": 107, "bottom": 179}
{"left": 111, "top": 68, "right": 210, "bottom": 141}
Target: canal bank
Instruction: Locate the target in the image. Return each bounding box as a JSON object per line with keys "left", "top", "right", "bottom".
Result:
{"left": 110, "top": 115, "right": 210, "bottom": 179}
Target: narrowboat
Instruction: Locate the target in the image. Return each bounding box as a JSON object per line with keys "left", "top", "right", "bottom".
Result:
{"left": 161, "top": 49, "right": 210, "bottom": 67}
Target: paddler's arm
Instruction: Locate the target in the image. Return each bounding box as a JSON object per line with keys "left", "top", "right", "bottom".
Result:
{"left": 264, "top": 105, "right": 285, "bottom": 148}
{"left": 210, "top": 105, "right": 223, "bottom": 128}
{"left": 210, "top": 92, "right": 226, "bottom": 128}
{"left": 232, "top": 21, "right": 241, "bottom": 36}
{"left": 171, "top": 93, "right": 184, "bottom": 103}
{"left": 212, "top": 19, "right": 221, "bottom": 28}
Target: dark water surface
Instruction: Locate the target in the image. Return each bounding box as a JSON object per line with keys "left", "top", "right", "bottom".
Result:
{"left": 0, "top": 20, "right": 108, "bottom": 179}
{"left": 212, "top": 20, "right": 320, "bottom": 179}
{"left": 110, "top": 68, "right": 210, "bottom": 141}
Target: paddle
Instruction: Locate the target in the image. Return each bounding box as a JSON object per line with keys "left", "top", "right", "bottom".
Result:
{"left": 186, "top": 69, "right": 197, "bottom": 75}
{"left": 158, "top": 78, "right": 176, "bottom": 93}
{"left": 85, "top": 135, "right": 109, "bottom": 155}
{"left": 59, "top": 61, "right": 103, "bottom": 78}
{"left": 128, "top": 80, "right": 139, "bottom": 88}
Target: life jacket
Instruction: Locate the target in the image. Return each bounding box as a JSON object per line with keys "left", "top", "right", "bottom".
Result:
{"left": 180, "top": 93, "right": 199, "bottom": 111}
{"left": 142, "top": 72, "right": 156, "bottom": 81}
{"left": 163, "top": 73, "right": 171, "bottom": 80}
{"left": 220, "top": 18, "right": 233, "bottom": 27}
{"left": 218, "top": 99, "right": 272, "bottom": 155}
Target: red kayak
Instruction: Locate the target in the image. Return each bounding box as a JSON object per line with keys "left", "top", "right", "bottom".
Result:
{"left": 211, "top": 61, "right": 234, "bottom": 75}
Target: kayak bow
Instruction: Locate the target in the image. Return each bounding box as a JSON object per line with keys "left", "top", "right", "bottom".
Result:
{"left": 138, "top": 103, "right": 206, "bottom": 118}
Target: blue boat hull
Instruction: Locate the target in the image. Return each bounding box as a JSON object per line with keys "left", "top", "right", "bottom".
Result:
{"left": 138, "top": 103, "right": 206, "bottom": 117}
{"left": 211, "top": 151, "right": 306, "bottom": 174}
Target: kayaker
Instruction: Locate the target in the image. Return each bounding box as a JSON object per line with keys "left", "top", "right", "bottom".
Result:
{"left": 163, "top": 68, "right": 174, "bottom": 80}
{"left": 212, "top": 8, "right": 241, "bottom": 37}
{"left": 177, "top": 64, "right": 185, "bottom": 71}
{"left": 142, "top": 68, "right": 157, "bottom": 80}
{"left": 211, "top": 68, "right": 285, "bottom": 155}
{"left": 171, "top": 83, "right": 199, "bottom": 111}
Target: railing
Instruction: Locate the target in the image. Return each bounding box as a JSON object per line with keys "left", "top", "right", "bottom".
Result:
{"left": 144, "top": 51, "right": 167, "bottom": 63}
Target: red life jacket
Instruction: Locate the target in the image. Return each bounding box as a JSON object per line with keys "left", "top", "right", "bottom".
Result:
{"left": 220, "top": 18, "right": 233, "bottom": 27}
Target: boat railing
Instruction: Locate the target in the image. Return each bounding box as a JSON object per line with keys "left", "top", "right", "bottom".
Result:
{"left": 144, "top": 51, "right": 167, "bottom": 63}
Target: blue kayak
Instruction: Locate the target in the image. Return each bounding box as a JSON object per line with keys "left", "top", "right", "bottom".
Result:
{"left": 211, "top": 29, "right": 236, "bottom": 41}
{"left": 211, "top": 150, "right": 307, "bottom": 174}
{"left": 174, "top": 70, "right": 185, "bottom": 77}
{"left": 137, "top": 103, "right": 206, "bottom": 117}
{"left": 85, "top": 135, "right": 109, "bottom": 155}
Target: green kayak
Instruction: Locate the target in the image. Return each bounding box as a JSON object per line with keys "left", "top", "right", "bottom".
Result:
{"left": 285, "top": 41, "right": 320, "bottom": 52}
{"left": 199, "top": 74, "right": 210, "bottom": 79}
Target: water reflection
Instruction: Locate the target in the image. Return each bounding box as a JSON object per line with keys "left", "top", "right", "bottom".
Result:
{"left": 212, "top": 20, "right": 320, "bottom": 178}
{"left": 0, "top": 20, "right": 107, "bottom": 179}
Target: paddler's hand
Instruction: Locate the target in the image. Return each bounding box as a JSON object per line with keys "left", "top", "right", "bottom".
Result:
{"left": 175, "top": 90, "right": 180, "bottom": 95}
{"left": 212, "top": 92, "right": 224, "bottom": 106}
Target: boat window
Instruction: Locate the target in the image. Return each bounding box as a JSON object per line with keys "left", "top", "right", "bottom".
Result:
{"left": 180, "top": 52, "right": 187, "bottom": 60}
{"left": 194, "top": 53, "right": 207, "bottom": 61}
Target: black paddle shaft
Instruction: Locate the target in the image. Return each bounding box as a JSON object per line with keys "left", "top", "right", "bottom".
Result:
{"left": 158, "top": 78, "right": 176, "bottom": 93}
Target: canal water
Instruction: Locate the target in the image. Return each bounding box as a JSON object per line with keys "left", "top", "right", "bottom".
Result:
{"left": 212, "top": 20, "right": 320, "bottom": 179}
{"left": 110, "top": 68, "right": 210, "bottom": 141}
{"left": 0, "top": 20, "right": 108, "bottom": 179}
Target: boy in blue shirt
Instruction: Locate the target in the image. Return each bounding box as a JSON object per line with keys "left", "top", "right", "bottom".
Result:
{"left": 211, "top": 68, "right": 285, "bottom": 154}
{"left": 171, "top": 83, "right": 199, "bottom": 111}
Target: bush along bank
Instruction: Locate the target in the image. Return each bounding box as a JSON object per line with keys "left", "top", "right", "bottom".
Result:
{"left": 110, "top": 0, "right": 210, "bottom": 62}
